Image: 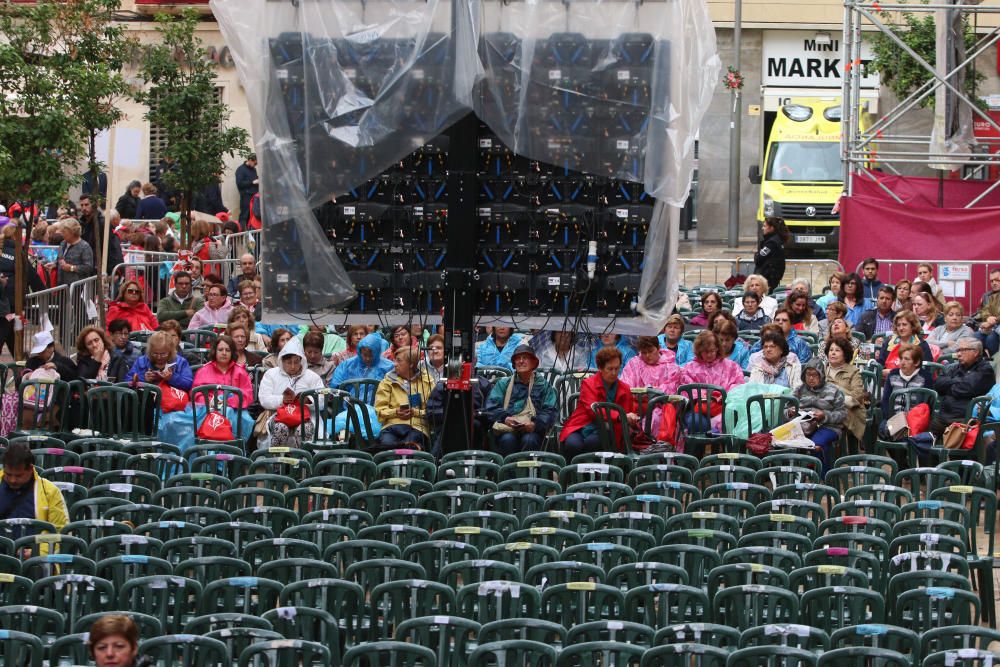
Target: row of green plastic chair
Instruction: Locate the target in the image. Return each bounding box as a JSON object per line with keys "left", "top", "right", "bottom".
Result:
{"left": 8, "top": 630, "right": 996, "bottom": 667}
{"left": 0, "top": 567, "right": 985, "bottom": 648}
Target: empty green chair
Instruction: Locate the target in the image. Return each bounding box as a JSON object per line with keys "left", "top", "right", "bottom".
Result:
{"left": 483, "top": 542, "right": 559, "bottom": 575}
{"left": 119, "top": 574, "right": 203, "bottom": 634}
{"left": 200, "top": 576, "right": 283, "bottom": 616}
{"left": 448, "top": 510, "right": 519, "bottom": 538}
{"left": 803, "top": 547, "right": 882, "bottom": 593}
{"left": 567, "top": 620, "right": 654, "bottom": 647}
{"left": 922, "top": 650, "right": 1000, "bottom": 667}
{"left": 0, "top": 630, "right": 44, "bottom": 667}
{"left": 545, "top": 492, "right": 614, "bottom": 516}
{"left": 160, "top": 536, "right": 235, "bottom": 565}
{"left": 258, "top": 557, "right": 336, "bottom": 584}
{"left": 243, "top": 537, "right": 320, "bottom": 571}
{"left": 706, "top": 563, "right": 789, "bottom": 603}
{"left": 644, "top": 544, "right": 721, "bottom": 589}
{"left": 325, "top": 539, "right": 400, "bottom": 577}
{"left": 29, "top": 574, "right": 114, "bottom": 633}
{"left": 238, "top": 639, "right": 331, "bottom": 667}
{"left": 816, "top": 647, "right": 910, "bottom": 667}
{"left": 554, "top": 641, "right": 644, "bottom": 667}
{"left": 440, "top": 559, "right": 520, "bottom": 589}
{"left": 727, "top": 646, "right": 818, "bottom": 667}
{"left": 457, "top": 580, "right": 541, "bottom": 623}
{"left": 653, "top": 623, "right": 740, "bottom": 650}
{"left": 540, "top": 582, "right": 624, "bottom": 627}
{"left": 418, "top": 490, "right": 481, "bottom": 516}
{"left": 830, "top": 624, "right": 919, "bottom": 663}
{"left": 920, "top": 625, "right": 1000, "bottom": 658}
{"left": 640, "top": 643, "right": 728, "bottom": 667}
{"left": 279, "top": 578, "right": 365, "bottom": 647}
{"left": 801, "top": 586, "right": 885, "bottom": 631}
{"left": 396, "top": 616, "right": 480, "bottom": 667}
{"left": 21, "top": 553, "right": 96, "bottom": 580}
{"left": 739, "top": 624, "right": 830, "bottom": 652}
{"left": 261, "top": 606, "right": 339, "bottom": 647}
{"left": 0, "top": 604, "right": 64, "bottom": 645}
{"left": 787, "top": 565, "right": 869, "bottom": 595}
{"left": 98, "top": 554, "right": 173, "bottom": 590}
{"left": 342, "top": 642, "right": 434, "bottom": 667}
{"left": 468, "top": 639, "right": 556, "bottom": 667}
{"left": 369, "top": 579, "right": 455, "bottom": 640}
{"left": 624, "top": 583, "right": 708, "bottom": 629}
{"left": 893, "top": 587, "right": 980, "bottom": 633}
{"left": 183, "top": 612, "right": 272, "bottom": 636}
{"left": 345, "top": 558, "right": 425, "bottom": 592}
{"left": 712, "top": 584, "right": 798, "bottom": 631}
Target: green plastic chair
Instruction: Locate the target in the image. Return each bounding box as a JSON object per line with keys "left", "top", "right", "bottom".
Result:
{"left": 48, "top": 632, "right": 96, "bottom": 665}
{"left": 370, "top": 579, "right": 455, "bottom": 640}
{"left": 440, "top": 559, "right": 520, "bottom": 589}
{"left": 324, "top": 539, "right": 400, "bottom": 578}
{"left": 418, "top": 490, "right": 481, "bottom": 516}
{"left": 456, "top": 580, "right": 541, "bottom": 623}
{"left": 279, "top": 578, "right": 365, "bottom": 647}
{"left": 0, "top": 574, "right": 29, "bottom": 606}
{"left": 829, "top": 624, "right": 919, "bottom": 663}
{"left": 567, "top": 620, "right": 654, "bottom": 646}
{"left": 258, "top": 557, "right": 336, "bottom": 585}
{"left": 653, "top": 623, "right": 740, "bottom": 650}
{"left": 345, "top": 557, "right": 425, "bottom": 593}
{"left": 922, "top": 650, "right": 1000, "bottom": 667}
{"left": 920, "top": 625, "right": 1000, "bottom": 658}
{"left": 817, "top": 647, "right": 910, "bottom": 666}
{"left": 788, "top": 565, "right": 869, "bottom": 595}
{"left": 624, "top": 583, "right": 708, "bottom": 628}
{"left": 894, "top": 586, "right": 981, "bottom": 633}
{"left": 706, "top": 563, "right": 789, "bottom": 603}
{"left": 86, "top": 385, "right": 142, "bottom": 438}
{"left": 282, "top": 523, "right": 354, "bottom": 555}
{"left": 238, "top": 639, "right": 331, "bottom": 667}
{"left": 303, "top": 507, "right": 373, "bottom": 537}
{"left": 640, "top": 643, "right": 728, "bottom": 667}
{"left": 119, "top": 574, "right": 203, "bottom": 634}
{"left": 183, "top": 612, "right": 272, "bottom": 636}
{"left": 555, "top": 640, "right": 644, "bottom": 667}
{"left": 875, "top": 388, "right": 938, "bottom": 465}
{"left": 929, "top": 484, "right": 997, "bottom": 626}
{"left": 0, "top": 630, "right": 44, "bottom": 667}
{"left": 396, "top": 615, "right": 480, "bottom": 667}
{"left": 467, "top": 640, "right": 557, "bottom": 667}
{"left": 939, "top": 459, "right": 986, "bottom": 486}
{"left": 801, "top": 585, "right": 885, "bottom": 632}
{"left": 739, "top": 624, "right": 831, "bottom": 652}
{"left": 448, "top": 510, "right": 519, "bottom": 538}
{"left": 261, "top": 606, "right": 339, "bottom": 647}
{"left": 478, "top": 619, "right": 566, "bottom": 645}
{"left": 540, "top": 581, "right": 624, "bottom": 627}
{"left": 15, "top": 379, "right": 70, "bottom": 436}
{"left": 197, "top": 522, "right": 269, "bottom": 553}
{"left": 243, "top": 538, "right": 320, "bottom": 571}
{"left": 612, "top": 495, "right": 683, "bottom": 522}
{"left": 477, "top": 491, "right": 545, "bottom": 522}
{"left": 29, "top": 574, "right": 114, "bottom": 632}
{"left": 61, "top": 518, "right": 130, "bottom": 543}
{"left": 644, "top": 544, "right": 721, "bottom": 589}
{"left": 207, "top": 629, "right": 284, "bottom": 666}
{"left": 712, "top": 584, "right": 798, "bottom": 631}
{"left": 545, "top": 492, "right": 614, "bottom": 516}
{"left": 313, "top": 453, "right": 377, "bottom": 484}
{"left": 96, "top": 554, "right": 173, "bottom": 590}
{"left": 727, "top": 646, "right": 818, "bottom": 667}
{"left": 21, "top": 552, "right": 96, "bottom": 580}
{"left": 0, "top": 604, "right": 64, "bottom": 645}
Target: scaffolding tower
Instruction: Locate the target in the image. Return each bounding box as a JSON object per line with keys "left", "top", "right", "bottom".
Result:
{"left": 842, "top": 0, "right": 1000, "bottom": 206}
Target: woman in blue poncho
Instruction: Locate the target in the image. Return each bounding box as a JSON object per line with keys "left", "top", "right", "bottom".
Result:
{"left": 329, "top": 332, "right": 394, "bottom": 400}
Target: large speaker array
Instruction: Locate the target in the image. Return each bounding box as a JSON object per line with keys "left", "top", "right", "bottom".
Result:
{"left": 269, "top": 31, "right": 663, "bottom": 320}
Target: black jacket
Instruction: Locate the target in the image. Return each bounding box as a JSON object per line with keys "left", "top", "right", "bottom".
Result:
{"left": 77, "top": 354, "right": 131, "bottom": 384}
{"left": 934, "top": 357, "right": 995, "bottom": 421}
{"left": 115, "top": 192, "right": 139, "bottom": 220}
{"left": 193, "top": 182, "right": 228, "bottom": 216}
{"left": 235, "top": 163, "right": 259, "bottom": 211}
{"left": 0, "top": 240, "right": 44, "bottom": 315}
{"left": 26, "top": 351, "right": 79, "bottom": 382}
{"left": 857, "top": 309, "right": 896, "bottom": 340}
{"left": 80, "top": 210, "right": 125, "bottom": 271}
{"left": 753, "top": 231, "right": 785, "bottom": 293}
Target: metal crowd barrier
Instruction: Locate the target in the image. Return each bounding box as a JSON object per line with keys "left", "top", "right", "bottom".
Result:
{"left": 225, "top": 230, "right": 261, "bottom": 262}
{"left": 22, "top": 284, "right": 68, "bottom": 354}
{"left": 110, "top": 258, "right": 241, "bottom": 308}
{"left": 856, "top": 259, "right": 999, "bottom": 315}
{"left": 66, "top": 276, "right": 101, "bottom": 351}
{"left": 677, "top": 258, "right": 845, "bottom": 293}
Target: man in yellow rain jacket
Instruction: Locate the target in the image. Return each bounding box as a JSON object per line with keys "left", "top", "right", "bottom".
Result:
{"left": 0, "top": 442, "right": 68, "bottom": 555}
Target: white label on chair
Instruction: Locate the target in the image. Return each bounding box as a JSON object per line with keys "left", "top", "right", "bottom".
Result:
{"left": 607, "top": 621, "right": 624, "bottom": 630}
{"left": 121, "top": 536, "right": 148, "bottom": 545}
{"left": 578, "top": 464, "right": 610, "bottom": 474}
{"left": 109, "top": 484, "right": 133, "bottom": 493}
{"left": 854, "top": 500, "right": 872, "bottom": 507}
{"left": 920, "top": 533, "right": 940, "bottom": 544}
{"left": 433, "top": 616, "right": 450, "bottom": 625}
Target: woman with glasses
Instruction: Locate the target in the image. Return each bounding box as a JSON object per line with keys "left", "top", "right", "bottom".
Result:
{"left": 748, "top": 328, "right": 802, "bottom": 390}
{"left": 188, "top": 284, "right": 234, "bottom": 330}
{"left": 419, "top": 334, "right": 447, "bottom": 382}
{"left": 876, "top": 310, "right": 934, "bottom": 378}
{"left": 384, "top": 325, "right": 419, "bottom": 360}
{"left": 106, "top": 280, "right": 159, "bottom": 333}
{"left": 837, "top": 272, "right": 866, "bottom": 327}
{"left": 76, "top": 326, "right": 130, "bottom": 383}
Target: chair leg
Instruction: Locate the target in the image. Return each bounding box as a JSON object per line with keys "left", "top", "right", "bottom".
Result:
{"left": 975, "top": 562, "right": 996, "bottom": 628}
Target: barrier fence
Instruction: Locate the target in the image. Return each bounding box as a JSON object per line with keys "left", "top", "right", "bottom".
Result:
{"left": 111, "top": 258, "right": 241, "bottom": 310}
{"left": 678, "top": 258, "right": 845, "bottom": 293}
{"left": 856, "top": 259, "right": 998, "bottom": 316}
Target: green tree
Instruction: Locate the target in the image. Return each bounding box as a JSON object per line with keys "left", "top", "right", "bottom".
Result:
{"left": 869, "top": 0, "right": 983, "bottom": 108}
{"left": 137, "top": 9, "right": 251, "bottom": 247}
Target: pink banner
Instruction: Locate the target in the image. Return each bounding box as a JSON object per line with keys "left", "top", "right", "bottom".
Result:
{"left": 839, "top": 171, "right": 1000, "bottom": 312}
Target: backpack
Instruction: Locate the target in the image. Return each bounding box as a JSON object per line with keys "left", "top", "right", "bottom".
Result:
{"left": 247, "top": 193, "right": 262, "bottom": 231}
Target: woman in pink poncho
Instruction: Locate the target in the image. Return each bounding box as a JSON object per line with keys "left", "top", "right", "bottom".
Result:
{"left": 621, "top": 335, "right": 682, "bottom": 440}
{"left": 680, "top": 330, "right": 746, "bottom": 432}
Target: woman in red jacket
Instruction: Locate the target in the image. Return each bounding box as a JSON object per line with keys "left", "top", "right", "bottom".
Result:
{"left": 559, "top": 346, "right": 640, "bottom": 460}
{"left": 106, "top": 280, "right": 159, "bottom": 333}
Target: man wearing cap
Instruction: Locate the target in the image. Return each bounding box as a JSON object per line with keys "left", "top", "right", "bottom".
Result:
{"left": 484, "top": 345, "right": 558, "bottom": 455}
{"left": 236, "top": 154, "right": 259, "bottom": 227}
{"left": 0, "top": 443, "right": 68, "bottom": 556}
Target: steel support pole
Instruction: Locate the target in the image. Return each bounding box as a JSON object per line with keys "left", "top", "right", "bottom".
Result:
{"left": 727, "top": 0, "right": 742, "bottom": 247}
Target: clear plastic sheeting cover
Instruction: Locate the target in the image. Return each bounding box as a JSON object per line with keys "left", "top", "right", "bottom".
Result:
{"left": 212, "top": 0, "right": 719, "bottom": 329}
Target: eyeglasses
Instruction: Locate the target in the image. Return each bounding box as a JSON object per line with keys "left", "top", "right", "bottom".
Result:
{"left": 428, "top": 346, "right": 444, "bottom": 351}
{"left": 125, "top": 288, "right": 141, "bottom": 295}
{"left": 956, "top": 347, "right": 977, "bottom": 353}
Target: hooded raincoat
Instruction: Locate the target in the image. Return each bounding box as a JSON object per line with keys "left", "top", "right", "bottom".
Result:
{"left": 794, "top": 359, "right": 847, "bottom": 437}
{"left": 329, "top": 333, "right": 395, "bottom": 390}
{"left": 620, "top": 349, "right": 681, "bottom": 394}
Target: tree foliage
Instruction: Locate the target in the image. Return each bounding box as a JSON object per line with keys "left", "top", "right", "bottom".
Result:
{"left": 137, "top": 9, "right": 250, "bottom": 245}
{"left": 869, "top": 0, "right": 984, "bottom": 108}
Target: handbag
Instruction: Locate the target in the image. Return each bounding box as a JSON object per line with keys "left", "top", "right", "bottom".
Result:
{"left": 197, "top": 411, "right": 235, "bottom": 441}
{"left": 655, "top": 401, "right": 679, "bottom": 445}
{"left": 747, "top": 432, "right": 773, "bottom": 457}
{"left": 275, "top": 402, "right": 310, "bottom": 429}
{"left": 906, "top": 403, "right": 931, "bottom": 436}
{"left": 886, "top": 412, "right": 909, "bottom": 440}
{"left": 942, "top": 419, "right": 980, "bottom": 450}
{"left": 160, "top": 384, "right": 190, "bottom": 413}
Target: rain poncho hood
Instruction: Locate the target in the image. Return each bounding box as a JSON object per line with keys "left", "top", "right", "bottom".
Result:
{"left": 279, "top": 336, "right": 306, "bottom": 363}
{"left": 800, "top": 358, "right": 826, "bottom": 385}
{"left": 329, "top": 332, "right": 394, "bottom": 388}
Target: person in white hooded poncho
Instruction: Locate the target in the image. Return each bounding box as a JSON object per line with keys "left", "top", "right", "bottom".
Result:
{"left": 258, "top": 337, "right": 325, "bottom": 447}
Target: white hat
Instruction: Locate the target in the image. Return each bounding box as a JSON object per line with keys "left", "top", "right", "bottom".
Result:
{"left": 30, "top": 331, "right": 54, "bottom": 355}
{"left": 0, "top": 204, "right": 5, "bottom": 214}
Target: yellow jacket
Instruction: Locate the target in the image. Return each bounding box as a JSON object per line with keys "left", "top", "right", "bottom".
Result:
{"left": 374, "top": 368, "right": 436, "bottom": 436}
{"left": 0, "top": 467, "right": 68, "bottom": 555}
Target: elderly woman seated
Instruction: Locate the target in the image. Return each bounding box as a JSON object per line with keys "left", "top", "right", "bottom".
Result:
{"left": 559, "top": 347, "right": 640, "bottom": 460}
{"left": 374, "top": 347, "right": 435, "bottom": 449}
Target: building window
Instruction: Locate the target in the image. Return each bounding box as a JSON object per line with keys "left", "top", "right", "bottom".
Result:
{"left": 148, "top": 86, "right": 224, "bottom": 177}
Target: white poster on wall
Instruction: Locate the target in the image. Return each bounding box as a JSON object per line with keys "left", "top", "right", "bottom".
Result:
{"left": 763, "top": 30, "right": 880, "bottom": 89}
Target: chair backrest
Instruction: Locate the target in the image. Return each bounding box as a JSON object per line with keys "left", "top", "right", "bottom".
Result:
{"left": 17, "top": 379, "right": 70, "bottom": 432}
{"left": 115, "top": 381, "right": 162, "bottom": 437}
{"left": 338, "top": 378, "right": 380, "bottom": 406}
{"left": 87, "top": 385, "right": 140, "bottom": 438}
{"left": 191, "top": 384, "right": 246, "bottom": 438}
{"left": 746, "top": 393, "right": 799, "bottom": 436}
{"left": 591, "top": 401, "right": 634, "bottom": 455}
